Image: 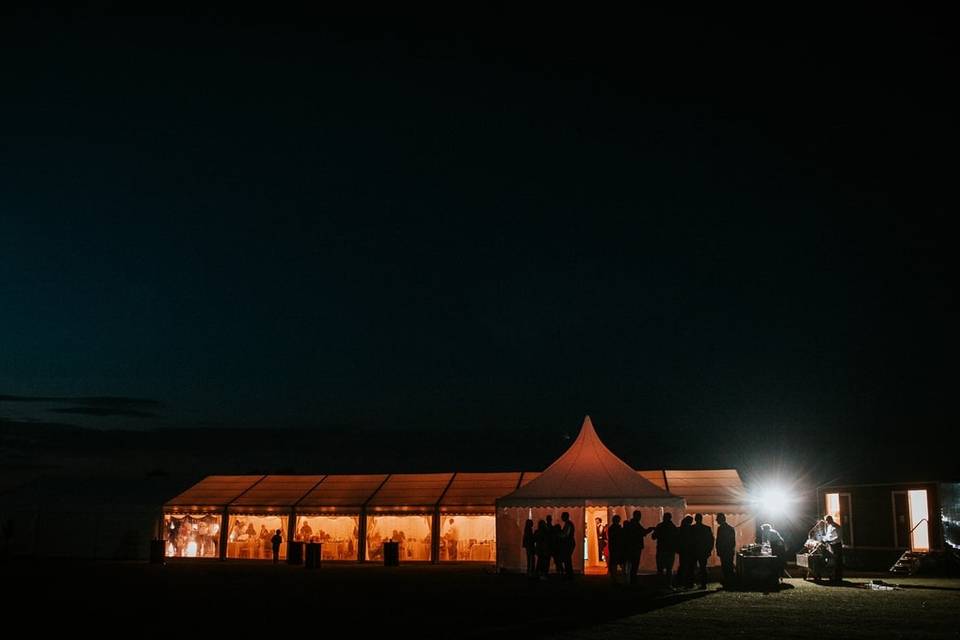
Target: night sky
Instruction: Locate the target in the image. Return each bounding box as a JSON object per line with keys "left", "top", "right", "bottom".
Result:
{"left": 2, "top": 7, "right": 957, "bottom": 476}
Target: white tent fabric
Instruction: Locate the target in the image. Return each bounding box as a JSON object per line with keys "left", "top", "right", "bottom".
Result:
{"left": 496, "top": 416, "right": 686, "bottom": 573}
{"left": 496, "top": 416, "right": 684, "bottom": 508}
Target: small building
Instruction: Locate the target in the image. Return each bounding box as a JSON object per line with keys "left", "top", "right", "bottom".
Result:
{"left": 816, "top": 477, "right": 960, "bottom": 570}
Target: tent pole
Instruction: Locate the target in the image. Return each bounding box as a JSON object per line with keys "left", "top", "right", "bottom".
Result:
{"left": 358, "top": 507, "right": 367, "bottom": 563}
{"left": 431, "top": 506, "right": 441, "bottom": 564}
{"left": 286, "top": 507, "right": 296, "bottom": 558}
{"left": 433, "top": 473, "right": 457, "bottom": 564}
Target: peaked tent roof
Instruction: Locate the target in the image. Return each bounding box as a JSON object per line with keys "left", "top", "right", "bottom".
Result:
{"left": 497, "top": 416, "right": 684, "bottom": 507}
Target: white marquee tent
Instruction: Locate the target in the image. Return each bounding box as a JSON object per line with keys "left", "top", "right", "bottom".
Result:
{"left": 496, "top": 416, "right": 685, "bottom": 574}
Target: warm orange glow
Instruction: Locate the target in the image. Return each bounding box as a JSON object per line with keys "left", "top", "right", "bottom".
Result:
{"left": 366, "top": 514, "right": 432, "bottom": 561}
{"left": 164, "top": 514, "right": 221, "bottom": 558}
{"left": 440, "top": 515, "right": 496, "bottom": 561}
{"left": 825, "top": 493, "right": 841, "bottom": 524}
{"left": 295, "top": 515, "right": 359, "bottom": 560}
{"left": 226, "top": 514, "right": 288, "bottom": 560}
{"left": 908, "top": 490, "right": 930, "bottom": 551}
{"left": 584, "top": 507, "right": 607, "bottom": 574}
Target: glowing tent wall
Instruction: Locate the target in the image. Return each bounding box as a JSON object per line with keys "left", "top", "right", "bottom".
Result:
{"left": 226, "top": 475, "right": 324, "bottom": 560}
{"left": 163, "top": 475, "right": 263, "bottom": 559}
{"left": 438, "top": 472, "right": 521, "bottom": 562}
{"left": 495, "top": 419, "right": 689, "bottom": 574}
{"left": 498, "top": 505, "right": 585, "bottom": 573}
{"left": 294, "top": 515, "right": 360, "bottom": 560}
{"left": 496, "top": 503, "right": 686, "bottom": 573}
{"left": 639, "top": 469, "right": 755, "bottom": 567}
{"left": 162, "top": 468, "right": 753, "bottom": 567}
{"left": 294, "top": 474, "right": 386, "bottom": 561}
{"left": 364, "top": 473, "right": 452, "bottom": 561}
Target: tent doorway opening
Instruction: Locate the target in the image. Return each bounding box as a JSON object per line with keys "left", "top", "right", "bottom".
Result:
{"left": 584, "top": 506, "right": 608, "bottom": 575}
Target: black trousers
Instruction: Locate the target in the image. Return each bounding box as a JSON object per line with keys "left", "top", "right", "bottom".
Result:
{"left": 695, "top": 555, "right": 709, "bottom": 587}
{"left": 830, "top": 542, "right": 844, "bottom": 581}
{"left": 656, "top": 551, "right": 675, "bottom": 585}
{"left": 626, "top": 553, "right": 641, "bottom": 583}
{"left": 678, "top": 553, "right": 695, "bottom": 587}
{"left": 719, "top": 551, "right": 735, "bottom": 584}
{"left": 536, "top": 553, "right": 550, "bottom": 575}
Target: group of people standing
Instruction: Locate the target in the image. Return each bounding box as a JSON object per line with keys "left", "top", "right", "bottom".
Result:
{"left": 636, "top": 511, "right": 737, "bottom": 589}
{"left": 807, "top": 514, "right": 844, "bottom": 581}
{"left": 521, "top": 512, "right": 578, "bottom": 579}
{"left": 600, "top": 511, "right": 657, "bottom": 584}
{"left": 523, "top": 510, "right": 740, "bottom": 589}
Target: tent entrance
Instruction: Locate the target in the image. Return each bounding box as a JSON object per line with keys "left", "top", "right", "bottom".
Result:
{"left": 584, "top": 506, "right": 608, "bottom": 575}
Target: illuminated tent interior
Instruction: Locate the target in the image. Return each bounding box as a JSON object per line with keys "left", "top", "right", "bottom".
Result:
{"left": 163, "top": 475, "right": 259, "bottom": 558}
{"left": 294, "top": 474, "right": 385, "bottom": 561}
{"left": 496, "top": 416, "right": 685, "bottom": 574}
{"left": 225, "top": 475, "right": 322, "bottom": 560}
{"left": 365, "top": 473, "right": 453, "bottom": 561}
{"left": 163, "top": 418, "right": 755, "bottom": 569}
{"left": 439, "top": 473, "right": 521, "bottom": 561}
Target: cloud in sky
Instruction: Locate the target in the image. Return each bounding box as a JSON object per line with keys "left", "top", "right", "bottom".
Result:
{"left": 0, "top": 394, "right": 163, "bottom": 429}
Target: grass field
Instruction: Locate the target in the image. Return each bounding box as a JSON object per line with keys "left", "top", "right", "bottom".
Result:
{"left": 7, "top": 560, "right": 958, "bottom": 637}
{"left": 548, "top": 576, "right": 960, "bottom": 639}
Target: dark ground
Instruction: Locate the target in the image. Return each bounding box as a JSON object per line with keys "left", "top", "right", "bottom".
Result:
{"left": 6, "top": 560, "right": 958, "bottom": 637}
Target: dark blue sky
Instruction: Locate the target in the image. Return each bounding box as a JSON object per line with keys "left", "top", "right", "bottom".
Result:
{"left": 1, "top": 7, "right": 956, "bottom": 440}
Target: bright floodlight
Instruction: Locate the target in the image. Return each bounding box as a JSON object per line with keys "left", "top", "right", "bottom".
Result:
{"left": 758, "top": 486, "right": 793, "bottom": 517}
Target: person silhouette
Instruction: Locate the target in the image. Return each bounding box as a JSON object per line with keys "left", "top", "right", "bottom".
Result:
{"left": 607, "top": 514, "right": 623, "bottom": 580}
{"left": 522, "top": 519, "right": 536, "bottom": 576}
{"left": 760, "top": 523, "right": 786, "bottom": 584}
{"left": 623, "top": 510, "right": 655, "bottom": 584}
{"left": 545, "top": 514, "right": 562, "bottom": 575}
{"left": 259, "top": 524, "right": 271, "bottom": 559}
{"left": 534, "top": 519, "right": 550, "bottom": 578}
{"left": 715, "top": 513, "right": 736, "bottom": 586}
{"left": 652, "top": 512, "right": 678, "bottom": 587}
{"left": 692, "top": 513, "right": 715, "bottom": 589}
{"left": 444, "top": 518, "right": 460, "bottom": 560}
{"left": 298, "top": 519, "right": 313, "bottom": 542}
{"left": 823, "top": 515, "right": 843, "bottom": 582}
{"left": 559, "top": 512, "right": 576, "bottom": 579}
{"left": 271, "top": 529, "right": 283, "bottom": 564}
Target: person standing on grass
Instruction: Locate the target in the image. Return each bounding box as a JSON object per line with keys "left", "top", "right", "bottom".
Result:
{"left": 824, "top": 515, "right": 844, "bottom": 582}
{"left": 606, "top": 514, "right": 623, "bottom": 581}
{"left": 550, "top": 516, "right": 564, "bottom": 576}
{"left": 624, "top": 511, "right": 655, "bottom": 584}
{"left": 559, "top": 511, "right": 576, "bottom": 579}
{"left": 715, "top": 513, "right": 736, "bottom": 586}
{"left": 522, "top": 519, "right": 536, "bottom": 576}
{"left": 271, "top": 529, "right": 283, "bottom": 564}
{"left": 535, "top": 519, "right": 551, "bottom": 579}
{"left": 760, "top": 523, "right": 786, "bottom": 584}
{"left": 652, "top": 512, "right": 678, "bottom": 587}
{"left": 692, "top": 513, "right": 715, "bottom": 589}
